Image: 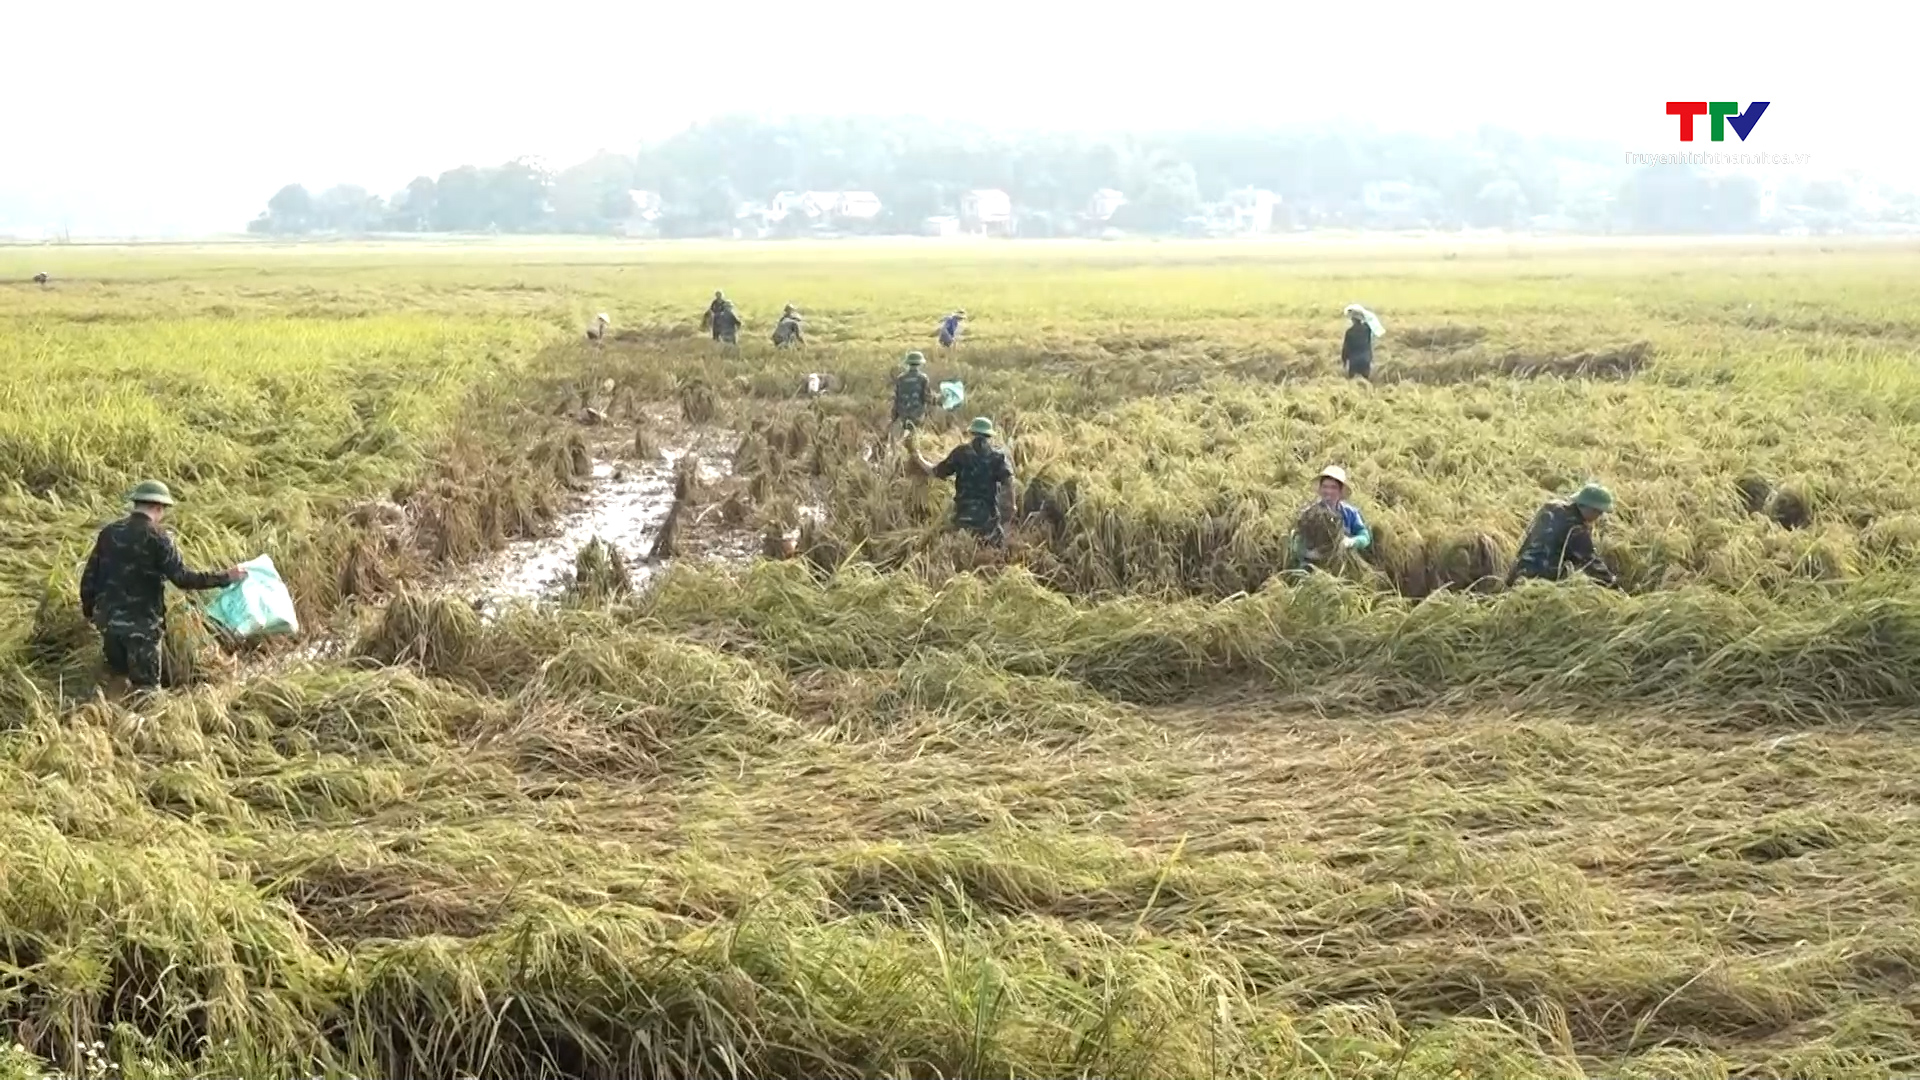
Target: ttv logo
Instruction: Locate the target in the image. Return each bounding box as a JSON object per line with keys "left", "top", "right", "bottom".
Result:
{"left": 1666, "top": 102, "right": 1769, "bottom": 142}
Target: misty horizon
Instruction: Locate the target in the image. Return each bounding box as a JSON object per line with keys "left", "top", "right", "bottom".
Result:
{"left": 5, "top": 0, "right": 1906, "bottom": 236}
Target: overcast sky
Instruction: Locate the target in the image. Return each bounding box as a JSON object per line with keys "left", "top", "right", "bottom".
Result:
{"left": 4, "top": 0, "right": 1909, "bottom": 234}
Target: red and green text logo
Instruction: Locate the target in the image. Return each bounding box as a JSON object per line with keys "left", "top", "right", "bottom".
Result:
{"left": 1665, "top": 102, "right": 1769, "bottom": 142}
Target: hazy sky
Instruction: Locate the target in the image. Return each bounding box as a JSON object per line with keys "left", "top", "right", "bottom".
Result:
{"left": 5, "top": 0, "right": 1910, "bottom": 234}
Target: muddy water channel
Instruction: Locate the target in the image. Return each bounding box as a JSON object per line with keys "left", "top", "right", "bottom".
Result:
{"left": 458, "top": 433, "right": 736, "bottom": 617}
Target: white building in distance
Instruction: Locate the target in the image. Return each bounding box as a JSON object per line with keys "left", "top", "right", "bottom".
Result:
{"left": 962, "top": 189, "right": 1013, "bottom": 235}
{"left": 1089, "top": 188, "right": 1128, "bottom": 222}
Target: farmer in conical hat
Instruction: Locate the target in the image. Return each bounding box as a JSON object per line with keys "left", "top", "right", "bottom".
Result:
{"left": 1290, "top": 465, "right": 1372, "bottom": 569}
{"left": 79, "top": 481, "right": 244, "bottom": 696}
{"left": 938, "top": 308, "right": 967, "bottom": 349}
{"left": 586, "top": 312, "right": 610, "bottom": 342}
{"left": 1507, "top": 482, "right": 1620, "bottom": 588}
{"left": 891, "top": 350, "right": 935, "bottom": 433}
{"left": 915, "top": 417, "right": 1015, "bottom": 545}
{"left": 1342, "top": 304, "right": 1382, "bottom": 380}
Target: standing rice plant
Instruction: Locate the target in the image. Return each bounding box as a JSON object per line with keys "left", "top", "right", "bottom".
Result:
{"left": 673, "top": 454, "right": 706, "bottom": 505}
{"left": 529, "top": 432, "right": 591, "bottom": 486}
{"left": 1427, "top": 529, "right": 1508, "bottom": 594}
{"left": 799, "top": 515, "right": 849, "bottom": 573}
{"left": 1862, "top": 513, "right": 1920, "bottom": 566}
{"left": 472, "top": 471, "right": 544, "bottom": 550}
{"left": 746, "top": 467, "right": 778, "bottom": 506}
{"left": 568, "top": 537, "right": 633, "bottom": 602}
{"left": 649, "top": 501, "right": 685, "bottom": 560}
{"left": 161, "top": 604, "right": 230, "bottom": 688}
{"left": 680, "top": 379, "right": 720, "bottom": 424}
{"left": 1370, "top": 519, "right": 1431, "bottom": 596}
{"left": 336, "top": 533, "right": 395, "bottom": 600}
{"left": 731, "top": 429, "right": 769, "bottom": 476}
{"left": 763, "top": 521, "right": 795, "bottom": 559}
{"left": 353, "top": 589, "right": 483, "bottom": 678}
{"left": 417, "top": 488, "right": 485, "bottom": 564}
{"left": 779, "top": 413, "right": 815, "bottom": 460}
{"left": 25, "top": 571, "right": 93, "bottom": 676}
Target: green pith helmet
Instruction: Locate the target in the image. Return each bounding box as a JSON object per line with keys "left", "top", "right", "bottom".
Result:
{"left": 1571, "top": 483, "right": 1615, "bottom": 513}
{"left": 969, "top": 417, "right": 995, "bottom": 438}
{"left": 904, "top": 351, "right": 925, "bottom": 367}
{"left": 128, "top": 480, "right": 175, "bottom": 507}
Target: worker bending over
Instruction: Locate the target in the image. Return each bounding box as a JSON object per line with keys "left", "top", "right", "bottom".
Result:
{"left": 1508, "top": 483, "right": 1620, "bottom": 588}
{"left": 80, "top": 481, "right": 243, "bottom": 696}
{"left": 772, "top": 305, "right": 805, "bottom": 347}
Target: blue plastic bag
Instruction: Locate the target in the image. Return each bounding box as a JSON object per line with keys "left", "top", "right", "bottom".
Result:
{"left": 939, "top": 380, "right": 966, "bottom": 410}
{"left": 203, "top": 555, "right": 300, "bottom": 638}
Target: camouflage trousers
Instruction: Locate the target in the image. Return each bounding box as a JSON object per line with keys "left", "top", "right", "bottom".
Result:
{"left": 954, "top": 514, "right": 1006, "bottom": 548}
{"left": 102, "top": 629, "right": 162, "bottom": 689}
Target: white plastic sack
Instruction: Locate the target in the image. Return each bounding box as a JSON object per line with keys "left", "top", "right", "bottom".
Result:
{"left": 203, "top": 554, "right": 300, "bottom": 638}
{"left": 1344, "top": 303, "right": 1385, "bottom": 338}
{"left": 806, "top": 373, "right": 822, "bottom": 395}
{"left": 939, "top": 380, "right": 966, "bottom": 410}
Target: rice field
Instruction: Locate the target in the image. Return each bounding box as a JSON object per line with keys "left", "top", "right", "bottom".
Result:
{"left": 4, "top": 237, "right": 1920, "bottom": 1079}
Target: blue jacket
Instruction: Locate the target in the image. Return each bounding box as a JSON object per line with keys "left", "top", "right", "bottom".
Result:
{"left": 1334, "top": 501, "right": 1370, "bottom": 544}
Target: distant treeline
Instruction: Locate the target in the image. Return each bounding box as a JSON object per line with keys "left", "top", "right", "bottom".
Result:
{"left": 247, "top": 115, "right": 1906, "bottom": 237}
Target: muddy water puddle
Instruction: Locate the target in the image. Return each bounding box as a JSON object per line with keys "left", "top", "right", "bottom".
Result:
{"left": 456, "top": 432, "right": 739, "bottom": 617}
{"left": 234, "top": 406, "right": 856, "bottom": 677}
{"left": 214, "top": 410, "right": 854, "bottom": 683}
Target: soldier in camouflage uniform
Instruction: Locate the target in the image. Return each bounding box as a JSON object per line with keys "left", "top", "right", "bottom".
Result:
{"left": 891, "top": 351, "right": 934, "bottom": 434}
{"left": 710, "top": 300, "right": 742, "bottom": 345}
{"left": 79, "top": 481, "right": 242, "bottom": 694}
{"left": 772, "top": 305, "right": 805, "bottom": 347}
{"left": 918, "top": 417, "right": 1015, "bottom": 545}
{"left": 1506, "top": 482, "right": 1619, "bottom": 589}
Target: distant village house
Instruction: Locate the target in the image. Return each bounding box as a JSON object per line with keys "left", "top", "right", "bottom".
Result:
{"left": 961, "top": 189, "right": 1013, "bottom": 236}
{"left": 620, "top": 190, "right": 664, "bottom": 237}
{"left": 1225, "top": 188, "right": 1278, "bottom": 233}
{"left": 1362, "top": 182, "right": 1417, "bottom": 216}
{"left": 761, "top": 190, "right": 885, "bottom": 232}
